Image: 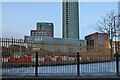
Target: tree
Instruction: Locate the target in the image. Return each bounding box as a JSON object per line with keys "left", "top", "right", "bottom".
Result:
{"left": 96, "top": 10, "right": 119, "bottom": 58}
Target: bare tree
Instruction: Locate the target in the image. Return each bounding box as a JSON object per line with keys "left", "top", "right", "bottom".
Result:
{"left": 96, "top": 10, "right": 119, "bottom": 58}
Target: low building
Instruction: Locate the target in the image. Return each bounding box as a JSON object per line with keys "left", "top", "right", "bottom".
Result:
{"left": 85, "top": 32, "right": 111, "bottom": 55}
{"left": 24, "top": 36, "right": 85, "bottom": 54}
{"left": 30, "top": 22, "right": 54, "bottom": 37}
{"left": 85, "top": 32, "right": 109, "bottom": 48}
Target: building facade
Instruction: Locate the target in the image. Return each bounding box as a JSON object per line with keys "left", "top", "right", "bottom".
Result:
{"left": 24, "top": 36, "right": 85, "bottom": 53}
{"left": 30, "top": 22, "right": 54, "bottom": 37}
{"left": 62, "top": 0, "right": 79, "bottom": 39}
{"left": 31, "top": 30, "right": 52, "bottom": 37}
{"left": 85, "top": 32, "right": 109, "bottom": 48}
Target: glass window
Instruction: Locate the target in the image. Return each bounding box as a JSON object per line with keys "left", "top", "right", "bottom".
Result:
{"left": 32, "top": 33, "right": 34, "bottom": 36}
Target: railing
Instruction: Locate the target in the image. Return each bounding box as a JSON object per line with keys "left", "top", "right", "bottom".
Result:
{"left": 2, "top": 52, "right": 120, "bottom": 76}
{"left": 1, "top": 38, "right": 120, "bottom": 77}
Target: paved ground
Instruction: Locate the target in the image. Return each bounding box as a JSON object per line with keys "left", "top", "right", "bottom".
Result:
{"left": 1, "top": 75, "right": 120, "bottom": 80}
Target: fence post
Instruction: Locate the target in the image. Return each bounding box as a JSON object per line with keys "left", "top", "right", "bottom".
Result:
{"left": 116, "top": 53, "right": 119, "bottom": 76}
{"left": 77, "top": 52, "right": 80, "bottom": 76}
{"left": 35, "top": 52, "right": 38, "bottom": 77}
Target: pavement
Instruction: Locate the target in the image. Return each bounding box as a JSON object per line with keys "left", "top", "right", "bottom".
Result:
{"left": 1, "top": 75, "right": 120, "bottom": 80}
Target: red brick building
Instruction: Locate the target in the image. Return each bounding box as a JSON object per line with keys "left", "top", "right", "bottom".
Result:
{"left": 85, "top": 32, "right": 109, "bottom": 48}
{"left": 31, "top": 30, "right": 52, "bottom": 37}
{"left": 30, "top": 22, "right": 54, "bottom": 37}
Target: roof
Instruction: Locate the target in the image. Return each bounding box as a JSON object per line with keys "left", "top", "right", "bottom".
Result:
{"left": 12, "top": 52, "right": 24, "bottom": 56}
{"left": 85, "top": 32, "right": 108, "bottom": 39}
{"left": 24, "top": 36, "right": 85, "bottom": 44}
{"left": 37, "top": 22, "right": 53, "bottom": 24}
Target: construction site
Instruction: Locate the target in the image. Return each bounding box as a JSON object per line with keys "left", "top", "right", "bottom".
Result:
{"left": 1, "top": 37, "right": 117, "bottom": 67}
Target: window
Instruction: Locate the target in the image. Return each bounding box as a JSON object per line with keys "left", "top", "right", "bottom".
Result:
{"left": 66, "top": 23, "right": 68, "bottom": 26}
{"left": 66, "top": 2, "right": 68, "bottom": 5}
{"left": 43, "top": 34, "right": 46, "bottom": 36}
{"left": 66, "top": 27, "right": 68, "bottom": 34}
{"left": 32, "top": 33, "right": 34, "bottom": 36}
{"left": 66, "top": 8, "right": 68, "bottom": 11}
{"left": 66, "top": 22, "right": 68, "bottom": 24}
{"left": 37, "top": 34, "right": 40, "bottom": 36}
{"left": 66, "top": 19, "right": 68, "bottom": 22}
{"left": 67, "top": 35, "right": 68, "bottom": 38}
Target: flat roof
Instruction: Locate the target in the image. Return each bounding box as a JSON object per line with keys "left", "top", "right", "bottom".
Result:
{"left": 24, "top": 36, "right": 85, "bottom": 44}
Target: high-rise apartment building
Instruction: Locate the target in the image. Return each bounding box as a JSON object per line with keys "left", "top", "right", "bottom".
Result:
{"left": 30, "top": 22, "right": 54, "bottom": 37}
{"left": 62, "top": 0, "right": 79, "bottom": 39}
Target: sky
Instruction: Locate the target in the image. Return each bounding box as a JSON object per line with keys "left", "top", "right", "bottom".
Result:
{"left": 80, "top": 2, "right": 118, "bottom": 39}
{"left": 1, "top": 1, "right": 118, "bottom": 39}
